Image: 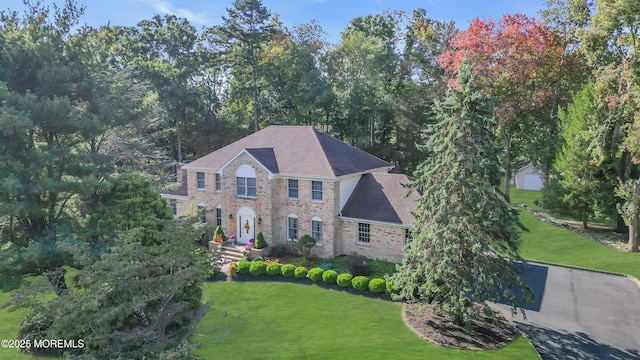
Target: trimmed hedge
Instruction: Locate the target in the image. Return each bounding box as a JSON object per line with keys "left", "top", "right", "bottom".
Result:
{"left": 281, "top": 264, "right": 295, "bottom": 278}
{"left": 322, "top": 270, "right": 338, "bottom": 284}
{"left": 294, "top": 267, "right": 308, "bottom": 279}
{"left": 237, "top": 260, "right": 251, "bottom": 274}
{"left": 336, "top": 273, "right": 353, "bottom": 287}
{"left": 266, "top": 262, "right": 281, "bottom": 276}
{"left": 308, "top": 267, "right": 324, "bottom": 282}
{"left": 351, "top": 276, "right": 370, "bottom": 291}
{"left": 249, "top": 261, "right": 266, "bottom": 276}
{"left": 368, "top": 278, "right": 386, "bottom": 293}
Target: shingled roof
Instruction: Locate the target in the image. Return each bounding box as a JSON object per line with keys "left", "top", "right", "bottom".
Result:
{"left": 340, "top": 173, "right": 420, "bottom": 225}
{"left": 182, "top": 126, "right": 392, "bottom": 178}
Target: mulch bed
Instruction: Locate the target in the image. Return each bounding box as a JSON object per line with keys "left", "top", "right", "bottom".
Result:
{"left": 402, "top": 303, "right": 520, "bottom": 350}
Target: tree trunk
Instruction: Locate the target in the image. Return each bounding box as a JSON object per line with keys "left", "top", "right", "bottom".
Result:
{"left": 629, "top": 179, "right": 640, "bottom": 253}
{"left": 251, "top": 65, "right": 259, "bottom": 133}
{"left": 502, "top": 131, "right": 512, "bottom": 203}
{"left": 616, "top": 212, "right": 628, "bottom": 234}
{"left": 46, "top": 267, "right": 67, "bottom": 296}
{"left": 176, "top": 129, "right": 182, "bottom": 163}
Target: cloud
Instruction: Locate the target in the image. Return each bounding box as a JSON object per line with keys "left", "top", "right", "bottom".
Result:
{"left": 140, "top": 0, "right": 212, "bottom": 25}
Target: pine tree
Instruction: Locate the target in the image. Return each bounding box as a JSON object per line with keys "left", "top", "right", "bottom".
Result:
{"left": 390, "top": 58, "right": 532, "bottom": 330}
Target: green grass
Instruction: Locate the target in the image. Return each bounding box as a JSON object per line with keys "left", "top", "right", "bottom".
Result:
{"left": 191, "top": 281, "right": 538, "bottom": 359}
{"left": 511, "top": 189, "right": 640, "bottom": 280}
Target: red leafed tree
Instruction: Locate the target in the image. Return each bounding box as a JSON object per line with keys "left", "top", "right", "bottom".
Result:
{"left": 439, "top": 14, "right": 564, "bottom": 202}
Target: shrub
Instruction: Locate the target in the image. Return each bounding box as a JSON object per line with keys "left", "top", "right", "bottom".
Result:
{"left": 319, "top": 263, "right": 334, "bottom": 271}
{"left": 237, "top": 260, "right": 251, "bottom": 274}
{"left": 296, "top": 234, "right": 317, "bottom": 260}
{"left": 281, "top": 264, "right": 295, "bottom": 277}
{"left": 271, "top": 244, "right": 287, "bottom": 257}
{"left": 249, "top": 261, "right": 266, "bottom": 276}
{"left": 336, "top": 273, "right": 353, "bottom": 287}
{"left": 266, "top": 262, "right": 281, "bottom": 276}
{"left": 385, "top": 279, "right": 400, "bottom": 296}
{"left": 348, "top": 255, "right": 371, "bottom": 276}
{"left": 213, "top": 225, "right": 227, "bottom": 242}
{"left": 226, "top": 262, "right": 238, "bottom": 277}
{"left": 308, "top": 267, "right": 324, "bottom": 282}
{"left": 294, "top": 267, "right": 308, "bottom": 279}
{"left": 254, "top": 232, "right": 267, "bottom": 249}
{"left": 368, "top": 278, "right": 386, "bottom": 293}
{"left": 370, "top": 260, "right": 397, "bottom": 277}
{"left": 351, "top": 276, "right": 370, "bottom": 291}
{"left": 321, "top": 269, "right": 338, "bottom": 284}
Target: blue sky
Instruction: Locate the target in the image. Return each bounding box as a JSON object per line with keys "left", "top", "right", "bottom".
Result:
{"left": 2, "top": 0, "right": 545, "bottom": 44}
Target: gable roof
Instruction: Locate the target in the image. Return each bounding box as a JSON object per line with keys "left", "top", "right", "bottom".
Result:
{"left": 341, "top": 173, "right": 420, "bottom": 225}
{"left": 182, "top": 126, "right": 392, "bottom": 178}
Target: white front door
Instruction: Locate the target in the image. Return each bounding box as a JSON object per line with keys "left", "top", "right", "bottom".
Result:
{"left": 237, "top": 207, "right": 255, "bottom": 244}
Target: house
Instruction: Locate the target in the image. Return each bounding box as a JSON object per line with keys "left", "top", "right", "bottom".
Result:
{"left": 161, "top": 126, "right": 420, "bottom": 263}
{"left": 513, "top": 163, "right": 545, "bottom": 191}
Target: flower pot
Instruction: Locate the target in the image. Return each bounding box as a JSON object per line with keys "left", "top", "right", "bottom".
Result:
{"left": 248, "top": 246, "right": 269, "bottom": 260}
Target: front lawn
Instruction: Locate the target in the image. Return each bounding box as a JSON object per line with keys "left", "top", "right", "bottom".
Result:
{"left": 191, "top": 281, "right": 537, "bottom": 359}
{"left": 512, "top": 189, "right": 640, "bottom": 280}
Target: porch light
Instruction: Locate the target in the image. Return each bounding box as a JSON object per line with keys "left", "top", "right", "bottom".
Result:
{"left": 229, "top": 214, "right": 234, "bottom": 220}
{"left": 258, "top": 217, "right": 262, "bottom": 224}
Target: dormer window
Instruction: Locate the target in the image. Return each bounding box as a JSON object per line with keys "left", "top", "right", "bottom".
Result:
{"left": 236, "top": 164, "right": 257, "bottom": 198}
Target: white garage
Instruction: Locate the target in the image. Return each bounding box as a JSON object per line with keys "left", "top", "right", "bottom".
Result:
{"left": 514, "top": 163, "right": 545, "bottom": 191}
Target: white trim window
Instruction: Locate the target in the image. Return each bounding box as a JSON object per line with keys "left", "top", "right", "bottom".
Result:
{"left": 196, "top": 172, "right": 205, "bottom": 190}
{"left": 404, "top": 228, "right": 412, "bottom": 245}
{"left": 311, "top": 217, "right": 322, "bottom": 245}
{"left": 311, "top": 181, "right": 322, "bottom": 201}
{"left": 215, "top": 173, "right": 221, "bottom": 191}
{"left": 197, "top": 205, "right": 206, "bottom": 224}
{"left": 288, "top": 179, "right": 299, "bottom": 199}
{"left": 357, "top": 223, "right": 370, "bottom": 244}
{"left": 169, "top": 199, "right": 177, "bottom": 216}
{"left": 288, "top": 215, "right": 298, "bottom": 241}
{"left": 216, "top": 206, "right": 222, "bottom": 227}
{"left": 235, "top": 164, "right": 257, "bottom": 197}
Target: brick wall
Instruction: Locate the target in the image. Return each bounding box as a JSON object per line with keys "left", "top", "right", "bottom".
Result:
{"left": 339, "top": 220, "right": 404, "bottom": 263}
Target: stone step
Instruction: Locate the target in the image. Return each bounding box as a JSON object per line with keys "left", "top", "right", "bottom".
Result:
{"left": 217, "top": 245, "right": 246, "bottom": 262}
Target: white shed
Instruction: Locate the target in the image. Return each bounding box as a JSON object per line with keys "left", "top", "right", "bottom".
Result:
{"left": 513, "top": 163, "right": 545, "bottom": 191}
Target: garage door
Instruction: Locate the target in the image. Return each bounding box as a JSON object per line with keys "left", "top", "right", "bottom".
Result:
{"left": 523, "top": 174, "right": 543, "bottom": 190}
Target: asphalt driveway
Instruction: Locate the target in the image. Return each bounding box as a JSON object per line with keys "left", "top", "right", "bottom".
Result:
{"left": 492, "top": 263, "right": 640, "bottom": 359}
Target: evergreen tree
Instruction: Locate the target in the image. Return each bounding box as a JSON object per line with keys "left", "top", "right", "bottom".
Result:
{"left": 544, "top": 83, "right": 616, "bottom": 229}
{"left": 390, "top": 59, "right": 532, "bottom": 330}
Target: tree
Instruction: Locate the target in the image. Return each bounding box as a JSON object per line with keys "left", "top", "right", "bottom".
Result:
{"left": 209, "top": 0, "right": 275, "bottom": 132}
{"left": 390, "top": 59, "right": 532, "bottom": 330}
{"left": 0, "top": 1, "right": 143, "bottom": 295}
{"left": 86, "top": 172, "right": 173, "bottom": 246}
{"left": 439, "top": 14, "right": 565, "bottom": 202}
{"left": 8, "top": 218, "right": 211, "bottom": 358}
{"left": 546, "top": 83, "right": 616, "bottom": 228}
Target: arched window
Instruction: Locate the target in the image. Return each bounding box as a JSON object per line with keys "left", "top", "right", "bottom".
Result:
{"left": 197, "top": 202, "right": 207, "bottom": 224}
{"left": 287, "top": 214, "right": 298, "bottom": 241}
{"left": 215, "top": 205, "right": 222, "bottom": 227}
{"left": 235, "top": 164, "right": 256, "bottom": 197}
{"left": 311, "top": 216, "right": 322, "bottom": 245}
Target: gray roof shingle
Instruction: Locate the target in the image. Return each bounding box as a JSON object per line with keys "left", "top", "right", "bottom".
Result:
{"left": 341, "top": 173, "right": 419, "bottom": 225}
{"left": 181, "top": 126, "right": 391, "bottom": 178}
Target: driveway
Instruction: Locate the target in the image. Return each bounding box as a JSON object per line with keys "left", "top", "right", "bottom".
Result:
{"left": 492, "top": 263, "right": 640, "bottom": 359}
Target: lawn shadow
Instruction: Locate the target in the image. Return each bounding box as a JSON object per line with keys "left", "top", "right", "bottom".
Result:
{"left": 516, "top": 322, "right": 640, "bottom": 360}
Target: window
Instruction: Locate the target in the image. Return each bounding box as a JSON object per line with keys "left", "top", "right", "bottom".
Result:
{"left": 404, "top": 228, "right": 412, "bottom": 245}
{"left": 235, "top": 164, "right": 256, "bottom": 197}
{"left": 288, "top": 179, "right": 298, "bottom": 199}
{"left": 357, "top": 223, "right": 370, "bottom": 244}
{"left": 197, "top": 205, "right": 206, "bottom": 224}
{"left": 288, "top": 215, "right": 298, "bottom": 240}
{"left": 311, "top": 181, "right": 322, "bottom": 201}
{"left": 169, "top": 199, "right": 177, "bottom": 216}
{"left": 311, "top": 217, "right": 322, "bottom": 245}
{"left": 196, "top": 172, "right": 205, "bottom": 190}
{"left": 216, "top": 206, "right": 222, "bottom": 227}
{"left": 215, "top": 174, "right": 221, "bottom": 191}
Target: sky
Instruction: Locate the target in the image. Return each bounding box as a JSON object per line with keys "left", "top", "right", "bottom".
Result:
{"left": 2, "top": 0, "right": 545, "bottom": 44}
